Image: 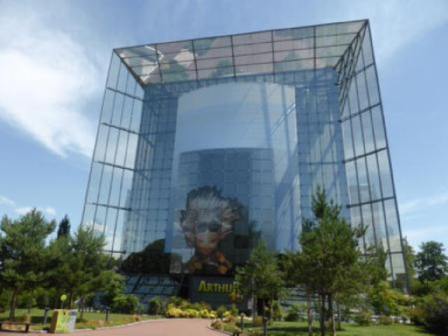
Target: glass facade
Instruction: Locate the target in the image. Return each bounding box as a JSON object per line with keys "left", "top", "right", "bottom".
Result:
{"left": 82, "top": 19, "right": 406, "bottom": 293}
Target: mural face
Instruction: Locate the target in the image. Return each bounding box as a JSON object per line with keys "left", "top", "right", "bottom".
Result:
{"left": 179, "top": 186, "right": 244, "bottom": 275}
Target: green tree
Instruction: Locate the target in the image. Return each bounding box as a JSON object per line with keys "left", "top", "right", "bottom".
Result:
{"left": 0, "top": 210, "right": 55, "bottom": 319}
{"left": 295, "top": 188, "right": 366, "bottom": 336}
{"left": 415, "top": 241, "right": 448, "bottom": 283}
{"left": 49, "top": 226, "right": 113, "bottom": 311}
{"left": 56, "top": 215, "right": 71, "bottom": 239}
{"left": 235, "top": 241, "right": 284, "bottom": 335}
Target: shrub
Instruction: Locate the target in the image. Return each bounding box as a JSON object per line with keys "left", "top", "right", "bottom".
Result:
{"left": 379, "top": 315, "right": 394, "bottom": 325}
{"left": 253, "top": 316, "right": 264, "bottom": 327}
{"left": 230, "top": 304, "right": 239, "bottom": 316}
{"left": 216, "top": 305, "right": 227, "bottom": 319}
{"left": 354, "top": 309, "right": 372, "bottom": 326}
{"left": 148, "top": 297, "right": 164, "bottom": 315}
{"left": 112, "top": 294, "right": 140, "bottom": 314}
{"left": 272, "top": 301, "right": 284, "bottom": 321}
{"left": 166, "top": 306, "right": 183, "bottom": 318}
{"left": 415, "top": 292, "right": 448, "bottom": 334}
{"left": 211, "top": 319, "right": 223, "bottom": 330}
{"left": 284, "top": 304, "right": 301, "bottom": 322}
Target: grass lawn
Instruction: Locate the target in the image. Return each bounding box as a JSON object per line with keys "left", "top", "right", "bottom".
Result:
{"left": 245, "top": 321, "right": 433, "bottom": 336}
{"left": 0, "top": 308, "right": 157, "bottom": 331}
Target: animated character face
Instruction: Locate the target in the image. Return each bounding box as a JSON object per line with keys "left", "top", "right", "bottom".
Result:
{"left": 180, "top": 186, "right": 241, "bottom": 257}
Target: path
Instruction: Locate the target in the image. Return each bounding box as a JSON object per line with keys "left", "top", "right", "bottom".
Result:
{"left": 0, "top": 319, "right": 222, "bottom": 336}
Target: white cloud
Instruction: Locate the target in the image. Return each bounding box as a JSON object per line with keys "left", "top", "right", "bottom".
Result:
{"left": 0, "top": 10, "right": 101, "bottom": 157}
{"left": 324, "top": 0, "right": 448, "bottom": 63}
{"left": 400, "top": 191, "right": 448, "bottom": 217}
{"left": 0, "top": 194, "right": 57, "bottom": 218}
{"left": 0, "top": 195, "right": 15, "bottom": 207}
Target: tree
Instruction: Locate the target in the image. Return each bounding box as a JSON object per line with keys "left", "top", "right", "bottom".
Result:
{"left": 56, "top": 215, "right": 71, "bottom": 239}
{"left": 294, "top": 188, "right": 367, "bottom": 336}
{"left": 49, "top": 226, "right": 113, "bottom": 310}
{"left": 235, "top": 241, "right": 285, "bottom": 336}
{"left": 415, "top": 241, "right": 448, "bottom": 283}
{"left": 0, "top": 210, "right": 55, "bottom": 319}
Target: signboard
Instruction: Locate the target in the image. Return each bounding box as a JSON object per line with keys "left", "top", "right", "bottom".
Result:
{"left": 189, "top": 276, "right": 243, "bottom": 308}
{"left": 50, "top": 309, "right": 77, "bottom": 333}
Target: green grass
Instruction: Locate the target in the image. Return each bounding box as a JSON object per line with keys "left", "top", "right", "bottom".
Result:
{"left": 244, "top": 321, "right": 433, "bottom": 336}
{"left": 0, "top": 308, "right": 157, "bottom": 331}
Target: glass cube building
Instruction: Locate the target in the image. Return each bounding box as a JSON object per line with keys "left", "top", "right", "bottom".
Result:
{"left": 81, "top": 19, "right": 407, "bottom": 300}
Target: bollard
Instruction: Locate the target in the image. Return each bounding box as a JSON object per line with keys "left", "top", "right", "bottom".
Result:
{"left": 43, "top": 307, "right": 50, "bottom": 325}
{"left": 105, "top": 307, "right": 110, "bottom": 322}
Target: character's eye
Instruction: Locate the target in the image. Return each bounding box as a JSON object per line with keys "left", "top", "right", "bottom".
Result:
{"left": 196, "top": 221, "right": 221, "bottom": 233}
{"left": 209, "top": 222, "right": 220, "bottom": 233}
{"left": 196, "top": 223, "right": 208, "bottom": 233}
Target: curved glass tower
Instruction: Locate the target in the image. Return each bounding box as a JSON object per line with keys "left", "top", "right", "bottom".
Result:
{"left": 81, "top": 19, "right": 407, "bottom": 301}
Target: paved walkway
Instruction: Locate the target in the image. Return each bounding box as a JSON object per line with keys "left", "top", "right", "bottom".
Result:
{"left": 0, "top": 319, "right": 222, "bottom": 336}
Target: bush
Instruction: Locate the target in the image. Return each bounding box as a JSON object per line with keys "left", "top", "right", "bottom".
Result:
{"left": 354, "top": 309, "right": 372, "bottom": 326}
{"left": 271, "top": 301, "right": 284, "bottom": 321}
{"left": 148, "top": 297, "right": 164, "bottom": 315}
{"left": 253, "top": 316, "right": 264, "bottom": 327}
{"left": 415, "top": 292, "right": 448, "bottom": 334}
{"left": 111, "top": 294, "right": 140, "bottom": 314}
{"left": 379, "top": 315, "right": 394, "bottom": 325}
{"left": 284, "top": 304, "right": 302, "bottom": 322}
{"left": 216, "top": 305, "right": 227, "bottom": 319}
{"left": 211, "top": 319, "right": 223, "bottom": 330}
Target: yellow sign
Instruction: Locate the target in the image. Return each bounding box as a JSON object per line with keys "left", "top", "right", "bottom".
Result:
{"left": 49, "top": 310, "right": 77, "bottom": 333}
{"left": 197, "top": 280, "right": 238, "bottom": 293}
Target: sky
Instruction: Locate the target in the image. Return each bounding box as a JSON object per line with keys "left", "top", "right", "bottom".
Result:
{"left": 0, "top": 0, "right": 447, "bottom": 251}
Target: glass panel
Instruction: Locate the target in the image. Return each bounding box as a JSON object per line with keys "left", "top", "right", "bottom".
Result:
{"left": 391, "top": 253, "right": 406, "bottom": 274}
{"left": 234, "top": 53, "right": 272, "bottom": 66}
{"left": 236, "top": 63, "right": 274, "bottom": 76}
{"left": 120, "top": 170, "right": 134, "bottom": 208}
{"left": 125, "top": 133, "right": 138, "bottom": 168}
{"left": 121, "top": 97, "right": 134, "bottom": 130}
{"left": 273, "top": 27, "right": 314, "bottom": 41}
{"left": 94, "top": 125, "right": 109, "bottom": 162}
{"left": 82, "top": 203, "right": 96, "bottom": 227}
{"left": 348, "top": 80, "right": 359, "bottom": 113}
{"left": 361, "top": 110, "right": 374, "bottom": 152}
{"left": 193, "top": 36, "right": 231, "bottom": 52}
{"left": 87, "top": 162, "right": 103, "bottom": 204}
{"left": 106, "top": 53, "right": 121, "bottom": 88}
{"left": 356, "top": 71, "right": 369, "bottom": 110}
{"left": 378, "top": 150, "right": 394, "bottom": 198}
{"left": 366, "top": 154, "right": 381, "bottom": 200}
{"left": 345, "top": 161, "right": 359, "bottom": 204}
{"left": 371, "top": 106, "right": 386, "bottom": 149}
{"left": 316, "top": 21, "right": 364, "bottom": 36}
{"left": 384, "top": 199, "right": 401, "bottom": 252}
{"left": 105, "top": 127, "right": 119, "bottom": 164}
{"left": 98, "top": 166, "right": 112, "bottom": 205}
{"left": 130, "top": 100, "right": 142, "bottom": 133}
{"left": 233, "top": 31, "right": 271, "bottom": 45}
{"left": 104, "top": 208, "right": 118, "bottom": 251}
{"left": 365, "top": 66, "right": 380, "bottom": 106}
{"left": 362, "top": 26, "right": 374, "bottom": 66}
{"left": 341, "top": 120, "right": 354, "bottom": 159}
{"left": 93, "top": 205, "right": 107, "bottom": 235}
{"left": 115, "top": 131, "right": 128, "bottom": 167}
{"left": 109, "top": 167, "right": 123, "bottom": 207}
{"left": 274, "top": 49, "right": 313, "bottom": 62}
{"left": 101, "top": 90, "right": 115, "bottom": 123}
{"left": 273, "top": 38, "right": 314, "bottom": 52}
{"left": 233, "top": 42, "right": 272, "bottom": 56}
{"left": 371, "top": 201, "right": 386, "bottom": 248}
{"left": 117, "top": 63, "right": 129, "bottom": 93}
{"left": 362, "top": 204, "right": 375, "bottom": 247}
{"left": 351, "top": 115, "right": 364, "bottom": 156}
{"left": 356, "top": 157, "right": 369, "bottom": 202}
{"left": 111, "top": 93, "right": 124, "bottom": 126}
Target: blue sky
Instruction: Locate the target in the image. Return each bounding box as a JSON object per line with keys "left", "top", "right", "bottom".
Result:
{"left": 0, "top": 0, "right": 447, "bottom": 251}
